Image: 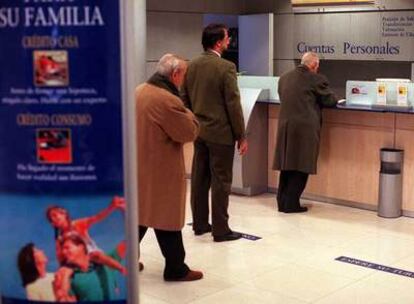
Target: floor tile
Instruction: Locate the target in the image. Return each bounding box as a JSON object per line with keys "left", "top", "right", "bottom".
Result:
{"left": 250, "top": 264, "right": 354, "bottom": 302}
{"left": 138, "top": 191, "right": 414, "bottom": 303}
{"left": 190, "top": 283, "right": 308, "bottom": 304}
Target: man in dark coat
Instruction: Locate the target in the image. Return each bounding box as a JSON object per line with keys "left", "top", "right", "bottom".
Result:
{"left": 182, "top": 24, "right": 248, "bottom": 242}
{"left": 273, "top": 52, "right": 337, "bottom": 213}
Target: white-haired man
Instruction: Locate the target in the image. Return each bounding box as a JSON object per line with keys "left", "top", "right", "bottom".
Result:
{"left": 135, "top": 54, "right": 202, "bottom": 281}
{"left": 273, "top": 52, "right": 338, "bottom": 213}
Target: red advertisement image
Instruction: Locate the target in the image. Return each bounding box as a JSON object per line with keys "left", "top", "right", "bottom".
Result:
{"left": 37, "top": 129, "right": 72, "bottom": 164}
{"left": 33, "top": 51, "right": 69, "bottom": 87}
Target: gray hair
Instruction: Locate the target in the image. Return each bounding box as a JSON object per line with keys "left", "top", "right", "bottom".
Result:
{"left": 156, "top": 53, "right": 186, "bottom": 77}
{"left": 301, "top": 52, "right": 319, "bottom": 66}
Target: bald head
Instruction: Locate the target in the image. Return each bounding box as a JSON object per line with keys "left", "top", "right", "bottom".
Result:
{"left": 156, "top": 53, "right": 187, "bottom": 89}
{"left": 157, "top": 54, "right": 186, "bottom": 77}
{"left": 301, "top": 52, "right": 319, "bottom": 73}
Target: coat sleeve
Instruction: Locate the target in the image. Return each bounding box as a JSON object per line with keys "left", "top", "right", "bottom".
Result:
{"left": 223, "top": 63, "right": 246, "bottom": 140}
{"left": 180, "top": 75, "right": 192, "bottom": 110}
{"left": 159, "top": 98, "right": 200, "bottom": 144}
{"left": 314, "top": 74, "right": 338, "bottom": 108}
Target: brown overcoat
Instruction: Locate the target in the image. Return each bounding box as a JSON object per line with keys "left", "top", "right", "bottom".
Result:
{"left": 273, "top": 65, "right": 337, "bottom": 174}
{"left": 135, "top": 83, "right": 199, "bottom": 231}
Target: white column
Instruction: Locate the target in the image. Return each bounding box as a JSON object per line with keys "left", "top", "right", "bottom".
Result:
{"left": 121, "top": 0, "right": 146, "bottom": 303}
{"left": 411, "top": 63, "right": 414, "bottom": 81}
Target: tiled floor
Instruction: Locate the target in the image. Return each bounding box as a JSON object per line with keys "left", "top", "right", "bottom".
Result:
{"left": 139, "top": 192, "right": 414, "bottom": 303}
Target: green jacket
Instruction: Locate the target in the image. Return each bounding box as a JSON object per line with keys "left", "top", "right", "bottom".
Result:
{"left": 273, "top": 65, "right": 337, "bottom": 174}
{"left": 182, "top": 51, "right": 245, "bottom": 145}
{"left": 70, "top": 250, "right": 121, "bottom": 301}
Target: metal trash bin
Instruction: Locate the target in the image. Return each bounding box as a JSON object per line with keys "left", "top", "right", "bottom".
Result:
{"left": 378, "top": 148, "right": 403, "bottom": 218}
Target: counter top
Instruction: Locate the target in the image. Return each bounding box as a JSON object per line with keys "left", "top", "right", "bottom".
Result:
{"left": 258, "top": 99, "right": 414, "bottom": 114}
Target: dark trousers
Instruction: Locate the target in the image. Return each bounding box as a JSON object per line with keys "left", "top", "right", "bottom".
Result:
{"left": 277, "top": 170, "right": 309, "bottom": 211}
{"left": 139, "top": 226, "right": 189, "bottom": 280}
{"left": 191, "top": 138, "right": 235, "bottom": 236}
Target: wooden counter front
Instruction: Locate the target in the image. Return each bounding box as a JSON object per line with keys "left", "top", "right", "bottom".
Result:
{"left": 184, "top": 143, "right": 193, "bottom": 176}
{"left": 395, "top": 114, "right": 414, "bottom": 214}
{"left": 184, "top": 104, "right": 414, "bottom": 216}
{"left": 269, "top": 105, "right": 414, "bottom": 216}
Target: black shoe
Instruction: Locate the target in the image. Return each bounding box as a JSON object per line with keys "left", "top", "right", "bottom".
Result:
{"left": 213, "top": 231, "right": 242, "bottom": 242}
{"left": 164, "top": 270, "right": 203, "bottom": 282}
{"left": 284, "top": 206, "right": 308, "bottom": 213}
{"left": 194, "top": 224, "right": 212, "bottom": 236}
{"left": 277, "top": 200, "right": 284, "bottom": 212}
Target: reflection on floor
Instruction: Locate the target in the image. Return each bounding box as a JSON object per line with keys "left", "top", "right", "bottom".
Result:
{"left": 139, "top": 192, "right": 414, "bottom": 304}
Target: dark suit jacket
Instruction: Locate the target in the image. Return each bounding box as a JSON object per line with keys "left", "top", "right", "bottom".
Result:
{"left": 273, "top": 65, "right": 337, "bottom": 174}
{"left": 181, "top": 51, "right": 245, "bottom": 145}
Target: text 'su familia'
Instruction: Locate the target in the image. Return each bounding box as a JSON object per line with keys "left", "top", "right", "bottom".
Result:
{"left": 0, "top": 5, "right": 105, "bottom": 28}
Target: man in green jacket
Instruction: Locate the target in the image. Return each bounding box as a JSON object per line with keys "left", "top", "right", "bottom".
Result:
{"left": 273, "top": 52, "right": 337, "bottom": 213}
{"left": 54, "top": 234, "right": 125, "bottom": 302}
{"left": 182, "top": 23, "right": 248, "bottom": 242}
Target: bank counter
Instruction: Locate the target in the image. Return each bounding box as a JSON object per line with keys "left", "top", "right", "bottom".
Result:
{"left": 184, "top": 77, "right": 414, "bottom": 217}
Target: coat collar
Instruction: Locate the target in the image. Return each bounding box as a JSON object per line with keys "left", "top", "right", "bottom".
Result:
{"left": 203, "top": 50, "right": 221, "bottom": 57}
{"left": 147, "top": 72, "right": 179, "bottom": 97}
{"left": 297, "top": 64, "right": 310, "bottom": 73}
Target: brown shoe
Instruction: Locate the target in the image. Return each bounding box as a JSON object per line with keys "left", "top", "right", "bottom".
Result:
{"left": 139, "top": 262, "right": 144, "bottom": 272}
{"left": 164, "top": 270, "right": 203, "bottom": 282}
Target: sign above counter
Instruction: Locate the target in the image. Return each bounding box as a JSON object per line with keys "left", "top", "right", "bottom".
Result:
{"left": 292, "top": 0, "right": 373, "bottom": 5}
{"left": 293, "top": 11, "right": 414, "bottom": 61}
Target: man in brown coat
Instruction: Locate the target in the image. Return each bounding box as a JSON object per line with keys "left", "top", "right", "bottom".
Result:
{"left": 135, "top": 54, "right": 202, "bottom": 281}
{"left": 273, "top": 52, "right": 337, "bottom": 213}
{"left": 182, "top": 24, "right": 248, "bottom": 242}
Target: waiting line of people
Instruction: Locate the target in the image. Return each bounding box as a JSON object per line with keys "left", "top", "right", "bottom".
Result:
{"left": 136, "top": 23, "right": 337, "bottom": 282}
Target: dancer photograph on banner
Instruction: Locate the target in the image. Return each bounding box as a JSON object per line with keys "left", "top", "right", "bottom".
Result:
{"left": 45, "top": 196, "right": 127, "bottom": 274}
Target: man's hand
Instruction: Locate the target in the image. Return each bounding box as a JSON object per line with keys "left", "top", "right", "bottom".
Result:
{"left": 54, "top": 267, "right": 75, "bottom": 302}
{"left": 237, "top": 139, "right": 248, "bottom": 156}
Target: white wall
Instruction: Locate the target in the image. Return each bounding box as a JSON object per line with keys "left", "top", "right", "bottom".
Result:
{"left": 146, "top": 0, "right": 244, "bottom": 77}
{"left": 145, "top": 0, "right": 414, "bottom": 93}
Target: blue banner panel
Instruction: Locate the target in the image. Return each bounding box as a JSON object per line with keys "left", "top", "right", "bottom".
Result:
{"left": 0, "top": 0, "right": 123, "bottom": 194}
{"left": 2, "top": 298, "right": 127, "bottom": 304}
{"left": 0, "top": 1, "right": 126, "bottom": 303}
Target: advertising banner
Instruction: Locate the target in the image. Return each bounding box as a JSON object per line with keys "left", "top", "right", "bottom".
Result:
{"left": 0, "top": 0, "right": 126, "bottom": 303}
